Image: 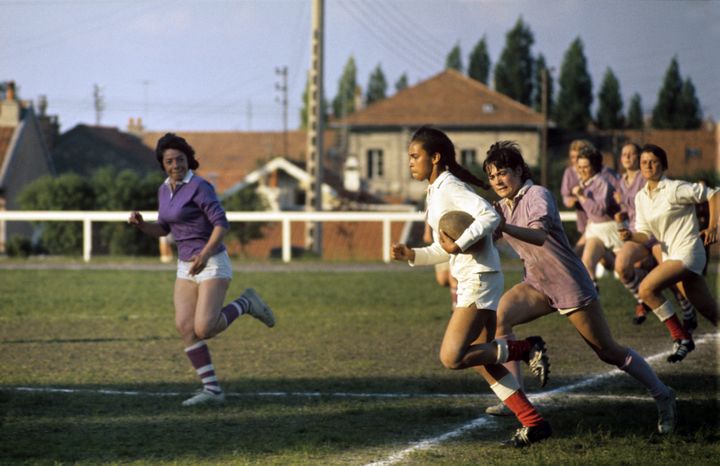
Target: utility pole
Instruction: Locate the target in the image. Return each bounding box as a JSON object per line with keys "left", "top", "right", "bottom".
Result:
{"left": 93, "top": 83, "right": 105, "bottom": 126}
{"left": 305, "top": 0, "right": 324, "bottom": 255}
{"left": 540, "top": 68, "right": 549, "bottom": 187}
{"left": 275, "top": 66, "right": 289, "bottom": 158}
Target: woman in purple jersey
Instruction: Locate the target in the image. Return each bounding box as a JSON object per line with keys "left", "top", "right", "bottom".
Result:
{"left": 129, "top": 133, "right": 275, "bottom": 406}
{"left": 482, "top": 141, "right": 676, "bottom": 435}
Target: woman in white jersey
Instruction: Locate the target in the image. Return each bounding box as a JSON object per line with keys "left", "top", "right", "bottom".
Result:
{"left": 391, "top": 127, "right": 551, "bottom": 447}
{"left": 621, "top": 144, "right": 718, "bottom": 362}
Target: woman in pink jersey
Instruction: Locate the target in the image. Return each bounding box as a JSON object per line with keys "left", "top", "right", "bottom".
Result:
{"left": 392, "top": 127, "right": 551, "bottom": 447}
{"left": 482, "top": 141, "right": 676, "bottom": 435}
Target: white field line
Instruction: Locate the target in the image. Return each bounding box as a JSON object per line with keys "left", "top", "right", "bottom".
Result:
{"left": 3, "top": 333, "right": 717, "bottom": 466}
{"left": 364, "top": 332, "right": 718, "bottom": 466}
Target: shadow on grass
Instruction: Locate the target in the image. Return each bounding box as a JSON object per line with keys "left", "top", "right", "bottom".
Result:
{"left": 0, "top": 373, "right": 717, "bottom": 463}
{"left": 0, "top": 335, "right": 175, "bottom": 344}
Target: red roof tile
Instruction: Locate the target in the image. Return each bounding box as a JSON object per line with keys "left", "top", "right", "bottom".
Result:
{"left": 141, "top": 130, "right": 337, "bottom": 193}
{"left": 340, "top": 69, "right": 544, "bottom": 128}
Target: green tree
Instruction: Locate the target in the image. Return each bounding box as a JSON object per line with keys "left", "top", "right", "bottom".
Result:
{"left": 468, "top": 36, "right": 491, "bottom": 84}
{"left": 366, "top": 63, "right": 388, "bottom": 105}
{"left": 18, "top": 174, "right": 94, "bottom": 254}
{"left": 596, "top": 67, "right": 624, "bottom": 129}
{"left": 677, "top": 77, "right": 702, "bottom": 129}
{"left": 223, "top": 184, "right": 269, "bottom": 256}
{"left": 445, "top": 43, "right": 463, "bottom": 72}
{"left": 651, "top": 57, "right": 682, "bottom": 129}
{"left": 494, "top": 17, "right": 535, "bottom": 105}
{"left": 300, "top": 73, "right": 329, "bottom": 129}
{"left": 332, "top": 56, "right": 358, "bottom": 119}
{"left": 395, "top": 73, "right": 408, "bottom": 93}
{"left": 532, "top": 53, "right": 553, "bottom": 115}
{"left": 555, "top": 37, "right": 593, "bottom": 130}
{"left": 91, "top": 168, "right": 162, "bottom": 255}
{"left": 626, "top": 93, "right": 644, "bottom": 129}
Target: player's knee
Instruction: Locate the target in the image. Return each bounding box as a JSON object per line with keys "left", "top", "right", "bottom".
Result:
{"left": 637, "top": 283, "right": 654, "bottom": 302}
{"left": 439, "top": 351, "right": 463, "bottom": 370}
{"left": 194, "top": 324, "right": 215, "bottom": 340}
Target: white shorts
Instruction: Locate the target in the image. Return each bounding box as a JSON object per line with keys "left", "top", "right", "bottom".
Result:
{"left": 663, "top": 246, "right": 707, "bottom": 276}
{"left": 585, "top": 221, "right": 623, "bottom": 252}
{"left": 177, "top": 250, "right": 233, "bottom": 283}
{"left": 455, "top": 271, "right": 503, "bottom": 311}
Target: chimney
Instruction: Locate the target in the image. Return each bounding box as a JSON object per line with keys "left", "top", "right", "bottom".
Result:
{"left": 127, "top": 116, "right": 145, "bottom": 137}
{"left": 0, "top": 80, "right": 21, "bottom": 127}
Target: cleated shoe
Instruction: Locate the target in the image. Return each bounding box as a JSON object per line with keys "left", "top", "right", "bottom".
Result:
{"left": 632, "top": 303, "right": 647, "bottom": 325}
{"left": 182, "top": 389, "right": 226, "bottom": 407}
{"left": 656, "top": 388, "right": 677, "bottom": 434}
{"left": 525, "top": 336, "right": 550, "bottom": 387}
{"left": 503, "top": 420, "right": 552, "bottom": 447}
{"left": 667, "top": 338, "right": 695, "bottom": 363}
{"left": 243, "top": 288, "right": 276, "bottom": 327}
{"left": 485, "top": 402, "right": 512, "bottom": 417}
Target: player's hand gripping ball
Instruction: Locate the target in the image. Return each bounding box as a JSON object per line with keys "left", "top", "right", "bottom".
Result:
{"left": 439, "top": 210, "right": 480, "bottom": 252}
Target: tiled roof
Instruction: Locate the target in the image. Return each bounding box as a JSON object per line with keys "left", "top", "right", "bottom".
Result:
{"left": 0, "top": 126, "right": 15, "bottom": 174}
{"left": 53, "top": 125, "right": 157, "bottom": 176}
{"left": 141, "top": 130, "right": 338, "bottom": 193}
{"left": 340, "top": 69, "right": 544, "bottom": 128}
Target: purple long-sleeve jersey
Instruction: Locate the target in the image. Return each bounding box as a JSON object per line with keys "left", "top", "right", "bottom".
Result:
{"left": 499, "top": 181, "right": 598, "bottom": 309}
{"left": 157, "top": 173, "right": 229, "bottom": 261}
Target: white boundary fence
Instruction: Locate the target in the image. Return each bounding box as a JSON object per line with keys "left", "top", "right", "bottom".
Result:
{"left": 0, "top": 210, "right": 576, "bottom": 263}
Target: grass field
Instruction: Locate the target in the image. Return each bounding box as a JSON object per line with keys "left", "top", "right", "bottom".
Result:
{"left": 0, "top": 263, "right": 718, "bottom": 465}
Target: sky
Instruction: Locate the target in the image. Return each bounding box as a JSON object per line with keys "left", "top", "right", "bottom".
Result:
{"left": 2, "top": 0, "right": 719, "bottom": 134}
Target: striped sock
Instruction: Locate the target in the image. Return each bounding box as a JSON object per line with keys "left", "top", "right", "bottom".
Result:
{"left": 184, "top": 341, "right": 222, "bottom": 394}
{"left": 221, "top": 295, "right": 251, "bottom": 326}
{"left": 671, "top": 289, "right": 697, "bottom": 320}
{"left": 622, "top": 268, "right": 646, "bottom": 304}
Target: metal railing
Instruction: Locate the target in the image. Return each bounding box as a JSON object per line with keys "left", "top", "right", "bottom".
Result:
{"left": 0, "top": 210, "right": 576, "bottom": 263}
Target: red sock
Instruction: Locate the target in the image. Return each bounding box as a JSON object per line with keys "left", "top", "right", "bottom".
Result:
{"left": 664, "top": 315, "right": 691, "bottom": 341}
{"left": 506, "top": 339, "right": 531, "bottom": 362}
{"left": 503, "top": 391, "right": 544, "bottom": 427}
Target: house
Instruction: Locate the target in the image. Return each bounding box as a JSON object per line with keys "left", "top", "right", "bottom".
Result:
{"left": 53, "top": 123, "right": 157, "bottom": 176}
{"left": 0, "top": 82, "right": 56, "bottom": 251}
{"left": 140, "top": 129, "right": 341, "bottom": 194}
{"left": 336, "top": 69, "right": 545, "bottom": 201}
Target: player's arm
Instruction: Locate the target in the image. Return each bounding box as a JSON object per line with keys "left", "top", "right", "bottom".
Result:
{"left": 500, "top": 223, "right": 547, "bottom": 246}
{"left": 128, "top": 211, "right": 169, "bottom": 237}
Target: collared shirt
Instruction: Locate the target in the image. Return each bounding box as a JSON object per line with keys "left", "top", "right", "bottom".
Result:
{"left": 617, "top": 171, "right": 646, "bottom": 231}
{"left": 635, "top": 176, "right": 717, "bottom": 261}
{"left": 577, "top": 173, "right": 618, "bottom": 223}
{"left": 498, "top": 180, "right": 597, "bottom": 309}
{"left": 412, "top": 171, "right": 501, "bottom": 277}
{"left": 157, "top": 170, "right": 230, "bottom": 261}
{"left": 561, "top": 166, "right": 587, "bottom": 233}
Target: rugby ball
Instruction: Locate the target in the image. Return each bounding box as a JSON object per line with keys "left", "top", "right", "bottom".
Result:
{"left": 439, "top": 210, "right": 474, "bottom": 241}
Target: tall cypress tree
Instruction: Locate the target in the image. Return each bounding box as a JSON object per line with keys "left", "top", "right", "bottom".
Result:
{"left": 626, "top": 93, "right": 644, "bottom": 130}
{"left": 596, "top": 67, "right": 624, "bottom": 129}
{"left": 532, "top": 53, "right": 553, "bottom": 115}
{"left": 395, "top": 73, "right": 409, "bottom": 93}
{"left": 494, "top": 17, "right": 535, "bottom": 105}
{"left": 366, "top": 64, "right": 388, "bottom": 105}
{"left": 651, "top": 57, "right": 682, "bottom": 129}
{"left": 555, "top": 37, "right": 593, "bottom": 130}
{"left": 445, "top": 43, "right": 463, "bottom": 72}
{"left": 332, "top": 56, "right": 358, "bottom": 119}
{"left": 468, "top": 36, "right": 491, "bottom": 84}
{"left": 677, "top": 77, "right": 702, "bottom": 129}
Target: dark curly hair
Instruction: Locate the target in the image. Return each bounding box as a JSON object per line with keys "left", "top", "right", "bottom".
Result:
{"left": 155, "top": 133, "right": 199, "bottom": 171}
{"left": 483, "top": 141, "right": 532, "bottom": 182}
{"left": 576, "top": 144, "right": 603, "bottom": 174}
